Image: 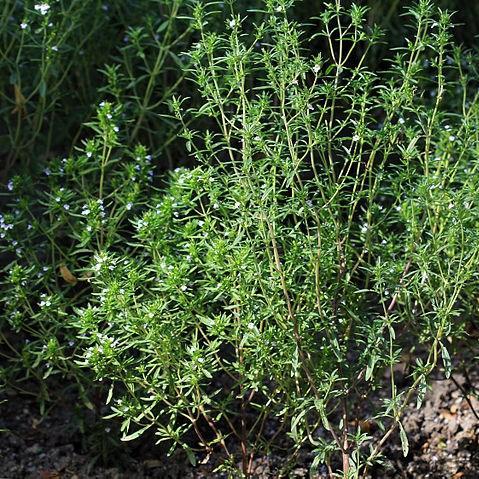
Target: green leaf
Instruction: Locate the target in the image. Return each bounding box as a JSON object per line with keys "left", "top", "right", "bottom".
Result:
{"left": 184, "top": 446, "right": 197, "bottom": 466}
{"left": 106, "top": 384, "right": 114, "bottom": 405}
{"left": 416, "top": 376, "right": 427, "bottom": 409}
{"left": 315, "top": 400, "right": 330, "bottom": 431}
{"left": 121, "top": 424, "right": 152, "bottom": 442}
{"left": 440, "top": 343, "right": 452, "bottom": 379}
{"left": 39, "top": 79, "right": 47, "bottom": 98}
{"left": 398, "top": 422, "right": 409, "bottom": 457}
{"left": 366, "top": 355, "right": 377, "bottom": 381}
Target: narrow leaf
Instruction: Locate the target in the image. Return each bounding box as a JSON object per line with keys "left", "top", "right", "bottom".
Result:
{"left": 399, "top": 422, "right": 409, "bottom": 457}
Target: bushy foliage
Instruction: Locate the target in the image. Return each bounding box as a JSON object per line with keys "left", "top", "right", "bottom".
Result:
{"left": 2, "top": 0, "right": 479, "bottom": 477}
{"left": 2, "top": 0, "right": 478, "bottom": 176}
{"left": 0, "top": 101, "right": 156, "bottom": 406}
{"left": 0, "top": 0, "right": 195, "bottom": 174}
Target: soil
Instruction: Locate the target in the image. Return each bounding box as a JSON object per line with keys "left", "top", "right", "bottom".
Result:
{"left": 377, "top": 373, "right": 479, "bottom": 479}
{"left": 0, "top": 373, "right": 478, "bottom": 479}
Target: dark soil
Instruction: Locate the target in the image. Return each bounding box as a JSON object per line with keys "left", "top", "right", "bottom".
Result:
{"left": 377, "top": 373, "right": 479, "bottom": 479}
{"left": 1, "top": 373, "right": 478, "bottom": 478}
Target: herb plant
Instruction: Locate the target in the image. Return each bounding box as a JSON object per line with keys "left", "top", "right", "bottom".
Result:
{"left": 1, "top": 1, "right": 479, "bottom": 478}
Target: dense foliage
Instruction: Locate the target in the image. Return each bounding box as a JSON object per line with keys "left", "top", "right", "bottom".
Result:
{"left": 2, "top": 1, "right": 479, "bottom": 477}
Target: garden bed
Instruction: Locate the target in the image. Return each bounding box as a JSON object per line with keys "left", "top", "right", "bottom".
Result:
{"left": 1, "top": 372, "right": 478, "bottom": 478}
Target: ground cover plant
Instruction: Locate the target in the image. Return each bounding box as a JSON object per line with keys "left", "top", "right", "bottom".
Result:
{"left": 1, "top": 0, "right": 479, "bottom": 478}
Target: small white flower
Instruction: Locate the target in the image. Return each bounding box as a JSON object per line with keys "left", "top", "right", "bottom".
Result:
{"left": 63, "top": 204, "right": 70, "bottom": 210}
{"left": 180, "top": 285, "right": 188, "bottom": 291}
{"left": 234, "top": 201, "right": 241, "bottom": 209}
{"left": 51, "top": 45, "right": 58, "bottom": 52}
{"left": 113, "top": 126, "right": 119, "bottom": 132}
{"left": 55, "top": 197, "right": 61, "bottom": 202}
{"left": 213, "top": 203, "right": 219, "bottom": 209}
{"left": 198, "top": 220, "right": 204, "bottom": 227}
{"left": 449, "top": 135, "right": 456, "bottom": 142}
{"left": 34, "top": 3, "right": 50, "bottom": 15}
{"left": 20, "top": 22, "right": 28, "bottom": 30}
{"left": 7, "top": 180, "right": 13, "bottom": 191}
{"left": 247, "top": 322, "right": 255, "bottom": 330}
{"left": 44, "top": 167, "right": 51, "bottom": 176}
{"left": 313, "top": 64, "right": 321, "bottom": 74}
{"left": 398, "top": 117, "right": 405, "bottom": 125}
{"left": 99, "top": 101, "right": 105, "bottom": 108}
{"left": 86, "top": 151, "right": 92, "bottom": 158}
{"left": 106, "top": 113, "right": 112, "bottom": 119}
{"left": 352, "top": 134, "right": 360, "bottom": 142}
{"left": 126, "top": 202, "right": 133, "bottom": 210}
{"left": 229, "top": 18, "right": 236, "bottom": 28}
{"left": 276, "top": 5, "right": 283, "bottom": 12}
{"left": 197, "top": 357, "right": 205, "bottom": 363}
{"left": 307, "top": 104, "right": 314, "bottom": 111}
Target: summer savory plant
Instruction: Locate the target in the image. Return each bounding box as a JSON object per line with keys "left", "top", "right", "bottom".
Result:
{"left": 0, "top": 0, "right": 194, "bottom": 176}
{"left": 2, "top": 0, "right": 479, "bottom": 477}
{"left": 0, "top": 0, "right": 113, "bottom": 172}
{"left": 0, "top": 101, "right": 156, "bottom": 408}
{"left": 76, "top": 0, "right": 479, "bottom": 476}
